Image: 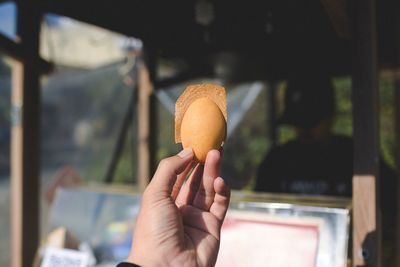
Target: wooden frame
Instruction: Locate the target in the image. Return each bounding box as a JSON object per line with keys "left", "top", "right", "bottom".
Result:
{"left": 395, "top": 76, "right": 400, "bottom": 267}
{"left": 137, "top": 60, "right": 153, "bottom": 192}
{"left": 0, "top": 32, "right": 52, "bottom": 74}
{"left": 1, "top": 0, "right": 396, "bottom": 266}
{"left": 394, "top": 3, "right": 400, "bottom": 266}
{"left": 10, "top": 3, "right": 42, "bottom": 267}
{"left": 351, "top": 0, "right": 381, "bottom": 265}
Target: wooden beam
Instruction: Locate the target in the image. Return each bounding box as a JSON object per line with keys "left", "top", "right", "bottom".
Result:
{"left": 351, "top": 0, "right": 381, "bottom": 265}
{"left": 0, "top": 32, "right": 52, "bottom": 74}
{"left": 10, "top": 3, "right": 42, "bottom": 267}
{"left": 147, "top": 49, "right": 158, "bottom": 176}
{"left": 394, "top": 2, "right": 400, "bottom": 266}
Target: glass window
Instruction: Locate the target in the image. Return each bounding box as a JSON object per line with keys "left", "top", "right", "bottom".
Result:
{"left": 40, "top": 14, "right": 142, "bottom": 240}
{"left": 39, "top": 15, "right": 155, "bottom": 264}
{"left": 40, "top": 13, "right": 140, "bottom": 186}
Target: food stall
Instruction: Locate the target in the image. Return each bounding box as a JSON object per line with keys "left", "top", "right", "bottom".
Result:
{"left": 1, "top": 0, "right": 399, "bottom": 266}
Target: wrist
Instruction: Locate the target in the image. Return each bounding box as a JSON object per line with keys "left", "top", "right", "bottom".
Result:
{"left": 127, "top": 252, "right": 166, "bottom": 267}
{"left": 126, "top": 253, "right": 147, "bottom": 267}
{"left": 128, "top": 250, "right": 190, "bottom": 267}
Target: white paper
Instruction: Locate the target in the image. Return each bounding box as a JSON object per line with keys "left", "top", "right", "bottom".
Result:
{"left": 41, "top": 247, "right": 90, "bottom": 267}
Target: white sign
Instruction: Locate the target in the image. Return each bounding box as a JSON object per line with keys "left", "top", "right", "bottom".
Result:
{"left": 41, "top": 247, "right": 90, "bottom": 267}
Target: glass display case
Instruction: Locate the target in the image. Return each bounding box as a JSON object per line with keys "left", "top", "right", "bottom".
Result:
{"left": 218, "top": 194, "right": 350, "bottom": 267}
{"left": 44, "top": 187, "right": 350, "bottom": 267}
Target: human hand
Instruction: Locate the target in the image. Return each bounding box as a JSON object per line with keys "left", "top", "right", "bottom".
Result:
{"left": 127, "top": 149, "right": 230, "bottom": 267}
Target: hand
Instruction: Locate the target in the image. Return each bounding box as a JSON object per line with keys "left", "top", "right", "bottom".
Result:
{"left": 127, "top": 149, "right": 230, "bottom": 267}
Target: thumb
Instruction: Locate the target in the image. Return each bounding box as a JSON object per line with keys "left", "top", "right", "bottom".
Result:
{"left": 148, "top": 148, "right": 193, "bottom": 195}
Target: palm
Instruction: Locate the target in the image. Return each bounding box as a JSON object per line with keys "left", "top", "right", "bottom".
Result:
{"left": 129, "top": 150, "right": 230, "bottom": 267}
{"left": 180, "top": 205, "right": 221, "bottom": 267}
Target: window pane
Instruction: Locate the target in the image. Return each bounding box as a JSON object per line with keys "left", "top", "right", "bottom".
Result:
{"left": 40, "top": 13, "right": 140, "bottom": 185}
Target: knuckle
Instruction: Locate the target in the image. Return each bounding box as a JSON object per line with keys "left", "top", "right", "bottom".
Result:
{"left": 158, "top": 158, "right": 170, "bottom": 170}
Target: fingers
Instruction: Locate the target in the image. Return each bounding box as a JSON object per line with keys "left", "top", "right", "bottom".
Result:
{"left": 180, "top": 205, "right": 220, "bottom": 240}
{"left": 148, "top": 148, "right": 193, "bottom": 196}
{"left": 176, "top": 163, "right": 204, "bottom": 207}
{"left": 176, "top": 150, "right": 222, "bottom": 210}
{"left": 192, "top": 150, "right": 221, "bottom": 211}
{"left": 171, "top": 161, "right": 194, "bottom": 200}
{"left": 209, "top": 177, "right": 230, "bottom": 222}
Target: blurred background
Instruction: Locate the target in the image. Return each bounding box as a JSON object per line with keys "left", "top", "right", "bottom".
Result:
{"left": 0, "top": 0, "right": 398, "bottom": 266}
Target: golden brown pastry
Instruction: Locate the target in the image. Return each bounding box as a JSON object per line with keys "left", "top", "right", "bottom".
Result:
{"left": 175, "top": 84, "right": 227, "bottom": 163}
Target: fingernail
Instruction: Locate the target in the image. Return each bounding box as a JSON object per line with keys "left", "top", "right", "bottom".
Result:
{"left": 177, "top": 148, "right": 193, "bottom": 159}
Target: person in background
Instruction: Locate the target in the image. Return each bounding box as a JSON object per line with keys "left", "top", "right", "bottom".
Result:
{"left": 254, "top": 75, "right": 397, "bottom": 264}
{"left": 118, "top": 149, "right": 230, "bottom": 267}
{"left": 255, "top": 76, "right": 355, "bottom": 196}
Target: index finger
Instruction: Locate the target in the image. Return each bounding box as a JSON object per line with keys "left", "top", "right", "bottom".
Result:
{"left": 148, "top": 149, "right": 193, "bottom": 196}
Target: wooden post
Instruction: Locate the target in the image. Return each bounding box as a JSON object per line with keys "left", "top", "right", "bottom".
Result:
{"left": 137, "top": 59, "right": 153, "bottom": 192}
{"left": 394, "top": 4, "right": 400, "bottom": 267}
{"left": 146, "top": 48, "right": 158, "bottom": 176}
{"left": 351, "top": 0, "right": 381, "bottom": 265}
{"left": 10, "top": 3, "right": 42, "bottom": 267}
{"left": 395, "top": 75, "right": 400, "bottom": 267}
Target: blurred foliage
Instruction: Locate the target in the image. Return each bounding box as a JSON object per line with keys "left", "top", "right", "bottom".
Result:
{"left": 379, "top": 78, "right": 395, "bottom": 168}
{"left": 333, "top": 77, "right": 353, "bottom": 136}
{"left": 276, "top": 81, "right": 297, "bottom": 144}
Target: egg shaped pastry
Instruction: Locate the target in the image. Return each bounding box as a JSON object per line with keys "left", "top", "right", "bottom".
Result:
{"left": 175, "top": 84, "right": 227, "bottom": 163}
